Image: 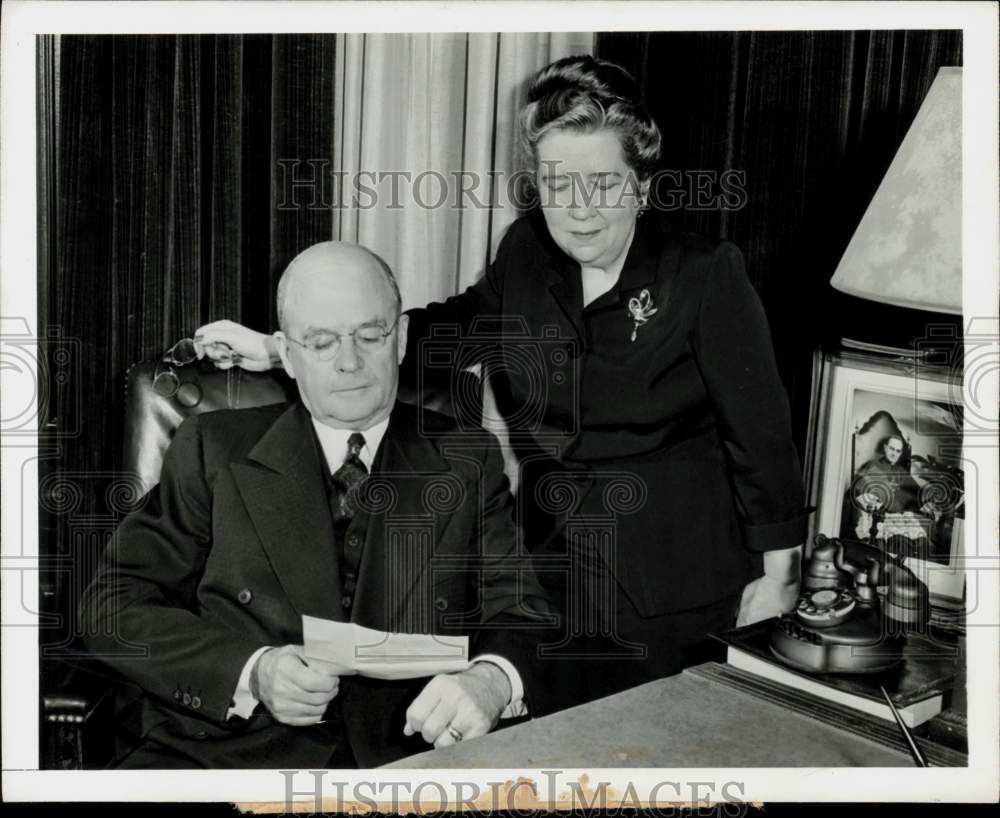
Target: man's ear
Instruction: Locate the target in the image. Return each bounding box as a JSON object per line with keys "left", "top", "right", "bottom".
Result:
{"left": 396, "top": 314, "right": 409, "bottom": 365}
{"left": 273, "top": 331, "right": 296, "bottom": 380}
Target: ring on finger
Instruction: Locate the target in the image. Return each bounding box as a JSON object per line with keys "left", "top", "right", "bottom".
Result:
{"left": 446, "top": 725, "right": 463, "bottom": 743}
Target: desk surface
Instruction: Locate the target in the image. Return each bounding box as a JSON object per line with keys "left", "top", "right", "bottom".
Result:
{"left": 385, "top": 665, "right": 913, "bottom": 768}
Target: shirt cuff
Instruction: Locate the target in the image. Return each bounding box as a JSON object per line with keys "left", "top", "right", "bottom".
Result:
{"left": 226, "top": 646, "right": 271, "bottom": 721}
{"left": 471, "top": 653, "right": 528, "bottom": 719}
{"left": 742, "top": 512, "right": 810, "bottom": 552}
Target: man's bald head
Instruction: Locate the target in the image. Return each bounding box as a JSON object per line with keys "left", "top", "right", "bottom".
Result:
{"left": 273, "top": 240, "right": 409, "bottom": 430}
{"left": 276, "top": 242, "right": 401, "bottom": 332}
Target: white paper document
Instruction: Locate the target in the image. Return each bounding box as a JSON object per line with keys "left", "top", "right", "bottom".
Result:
{"left": 302, "top": 615, "right": 470, "bottom": 680}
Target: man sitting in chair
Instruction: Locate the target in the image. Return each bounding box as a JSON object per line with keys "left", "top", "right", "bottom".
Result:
{"left": 80, "top": 242, "right": 551, "bottom": 769}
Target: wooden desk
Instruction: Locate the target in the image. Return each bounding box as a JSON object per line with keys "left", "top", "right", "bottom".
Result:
{"left": 384, "top": 663, "right": 918, "bottom": 768}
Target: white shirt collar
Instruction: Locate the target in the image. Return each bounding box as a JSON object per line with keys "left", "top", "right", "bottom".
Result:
{"left": 310, "top": 415, "right": 391, "bottom": 473}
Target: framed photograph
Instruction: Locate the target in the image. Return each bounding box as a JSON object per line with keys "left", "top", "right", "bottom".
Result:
{"left": 805, "top": 340, "right": 966, "bottom": 605}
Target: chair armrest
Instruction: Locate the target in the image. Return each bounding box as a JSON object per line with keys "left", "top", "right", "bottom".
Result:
{"left": 41, "top": 661, "right": 116, "bottom": 769}
{"left": 43, "top": 691, "right": 108, "bottom": 725}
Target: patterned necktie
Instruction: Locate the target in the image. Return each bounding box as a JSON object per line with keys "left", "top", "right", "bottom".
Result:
{"left": 330, "top": 432, "right": 368, "bottom": 523}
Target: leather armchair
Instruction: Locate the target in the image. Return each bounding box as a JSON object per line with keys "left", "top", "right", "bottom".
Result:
{"left": 42, "top": 349, "right": 484, "bottom": 768}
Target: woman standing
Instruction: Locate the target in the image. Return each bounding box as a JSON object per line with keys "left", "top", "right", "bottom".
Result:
{"left": 196, "top": 56, "right": 807, "bottom": 710}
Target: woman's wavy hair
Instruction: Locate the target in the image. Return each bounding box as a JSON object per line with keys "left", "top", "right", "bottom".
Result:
{"left": 517, "top": 56, "right": 662, "bottom": 193}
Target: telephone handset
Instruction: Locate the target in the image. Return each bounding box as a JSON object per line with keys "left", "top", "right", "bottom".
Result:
{"left": 770, "top": 535, "right": 928, "bottom": 674}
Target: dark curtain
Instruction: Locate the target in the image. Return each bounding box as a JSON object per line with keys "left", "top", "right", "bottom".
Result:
{"left": 42, "top": 33, "right": 336, "bottom": 484}
{"left": 37, "top": 34, "right": 337, "bottom": 660}
{"left": 597, "top": 30, "right": 963, "bottom": 449}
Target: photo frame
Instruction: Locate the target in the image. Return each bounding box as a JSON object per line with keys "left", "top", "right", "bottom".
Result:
{"left": 804, "top": 340, "right": 967, "bottom": 607}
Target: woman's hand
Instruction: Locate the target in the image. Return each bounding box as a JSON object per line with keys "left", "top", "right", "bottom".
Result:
{"left": 736, "top": 543, "right": 803, "bottom": 627}
{"left": 736, "top": 574, "right": 800, "bottom": 627}
{"left": 194, "top": 320, "right": 280, "bottom": 371}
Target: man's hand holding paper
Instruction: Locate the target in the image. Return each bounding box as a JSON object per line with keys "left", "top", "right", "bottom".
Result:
{"left": 250, "top": 644, "right": 340, "bottom": 727}
{"left": 303, "top": 615, "right": 522, "bottom": 748}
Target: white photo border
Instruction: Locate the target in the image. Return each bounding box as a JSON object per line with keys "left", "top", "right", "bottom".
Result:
{"left": 2, "top": 0, "right": 998, "bottom": 806}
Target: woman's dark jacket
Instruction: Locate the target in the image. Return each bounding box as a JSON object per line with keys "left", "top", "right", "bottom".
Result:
{"left": 403, "top": 211, "right": 808, "bottom": 615}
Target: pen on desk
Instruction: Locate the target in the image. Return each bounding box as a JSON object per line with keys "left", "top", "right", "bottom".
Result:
{"left": 880, "top": 684, "right": 928, "bottom": 767}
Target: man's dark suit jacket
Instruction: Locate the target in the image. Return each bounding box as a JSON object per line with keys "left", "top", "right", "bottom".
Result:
{"left": 80, "top": 400, "right": 551, "bottom": 769}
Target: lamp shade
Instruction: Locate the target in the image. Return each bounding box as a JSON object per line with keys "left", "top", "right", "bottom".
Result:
{"left": 830, "top": 67, "right": 962, "bottom": 314}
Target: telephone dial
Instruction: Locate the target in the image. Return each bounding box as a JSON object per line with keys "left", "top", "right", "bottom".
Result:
{"left": 770, "top": 535, "right": 929, "bottom": 674}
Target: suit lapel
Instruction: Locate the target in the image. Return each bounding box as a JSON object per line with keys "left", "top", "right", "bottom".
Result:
{"left": 549, "top": 274, "right": 587, "bottom": 345}
{"left": 519, "top": 211, "right": 587, "bottom": 345}
{"left": 617, "top": 218, "right": 680, "bottom": 310}
{"left": 546, "top": 264, "right": 587, "bottom": 346}
{"left": 540, "top": 217, "right": 673, "bottom": 341}
{"left": 352, "top": 404, "right": 456, "bottom": 632}
{"left": 232, "top": 403, "right": 344, "bottom": 622}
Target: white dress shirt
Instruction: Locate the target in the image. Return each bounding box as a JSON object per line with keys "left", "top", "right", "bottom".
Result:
{"left": 227, "top": 415, "right": 526, "bottom": 720}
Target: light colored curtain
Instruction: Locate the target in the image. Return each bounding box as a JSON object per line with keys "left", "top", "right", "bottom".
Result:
{"left": 332, "top": 32, "right": 595, "bottom": 310}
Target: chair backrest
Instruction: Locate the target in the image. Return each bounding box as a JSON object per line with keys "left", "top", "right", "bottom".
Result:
{"left": 122, "top": 360, "right": 295, "bottom": 495}
{"left": 122, "top": 356, "right": 487, "bottom": 495}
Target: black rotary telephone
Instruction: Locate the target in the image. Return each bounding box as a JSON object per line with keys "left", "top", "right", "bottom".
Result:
{"left": 770, "top": 535, "right": 929, "bottom": 674}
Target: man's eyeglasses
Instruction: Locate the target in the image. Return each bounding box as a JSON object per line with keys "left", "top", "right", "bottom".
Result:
{"left": 284, "top": 316, "right": 400, "bottom": 361}
{"left": 153, "top": 337, "right": 240, "bottom": 404}
{"left": 153, "top": 338, "right": 200, "bottom": 398}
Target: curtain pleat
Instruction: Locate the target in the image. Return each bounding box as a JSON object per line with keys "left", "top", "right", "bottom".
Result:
{"left": 43, "top": 34, "right": 339, "bottom": 503}
{"left": 333, "top": 33, "right": 365, "bottom": 246}
{"left": 168, "top": 38, "right": 204, "bottom": 339}
{"left": 210, "top": 36, "right": 245, "bottom": 320}
{"left": 456, "top": 33, "right": 501, "bottom": 290}
{"left": 270, "top": 35, "right": 338, "bottom": 282}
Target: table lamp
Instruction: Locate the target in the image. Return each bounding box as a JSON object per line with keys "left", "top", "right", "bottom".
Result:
{"left": 830, "top": 67, "right": 962, "bottom": 314}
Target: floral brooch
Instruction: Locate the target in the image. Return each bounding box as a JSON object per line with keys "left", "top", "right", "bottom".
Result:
{"left": 626, "top": 288, "right": 658, "bottom": 342}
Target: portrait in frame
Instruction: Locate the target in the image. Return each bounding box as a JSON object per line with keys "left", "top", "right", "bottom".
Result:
{"left": 805, "top": 341, "right": 966, "bottom": 608}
